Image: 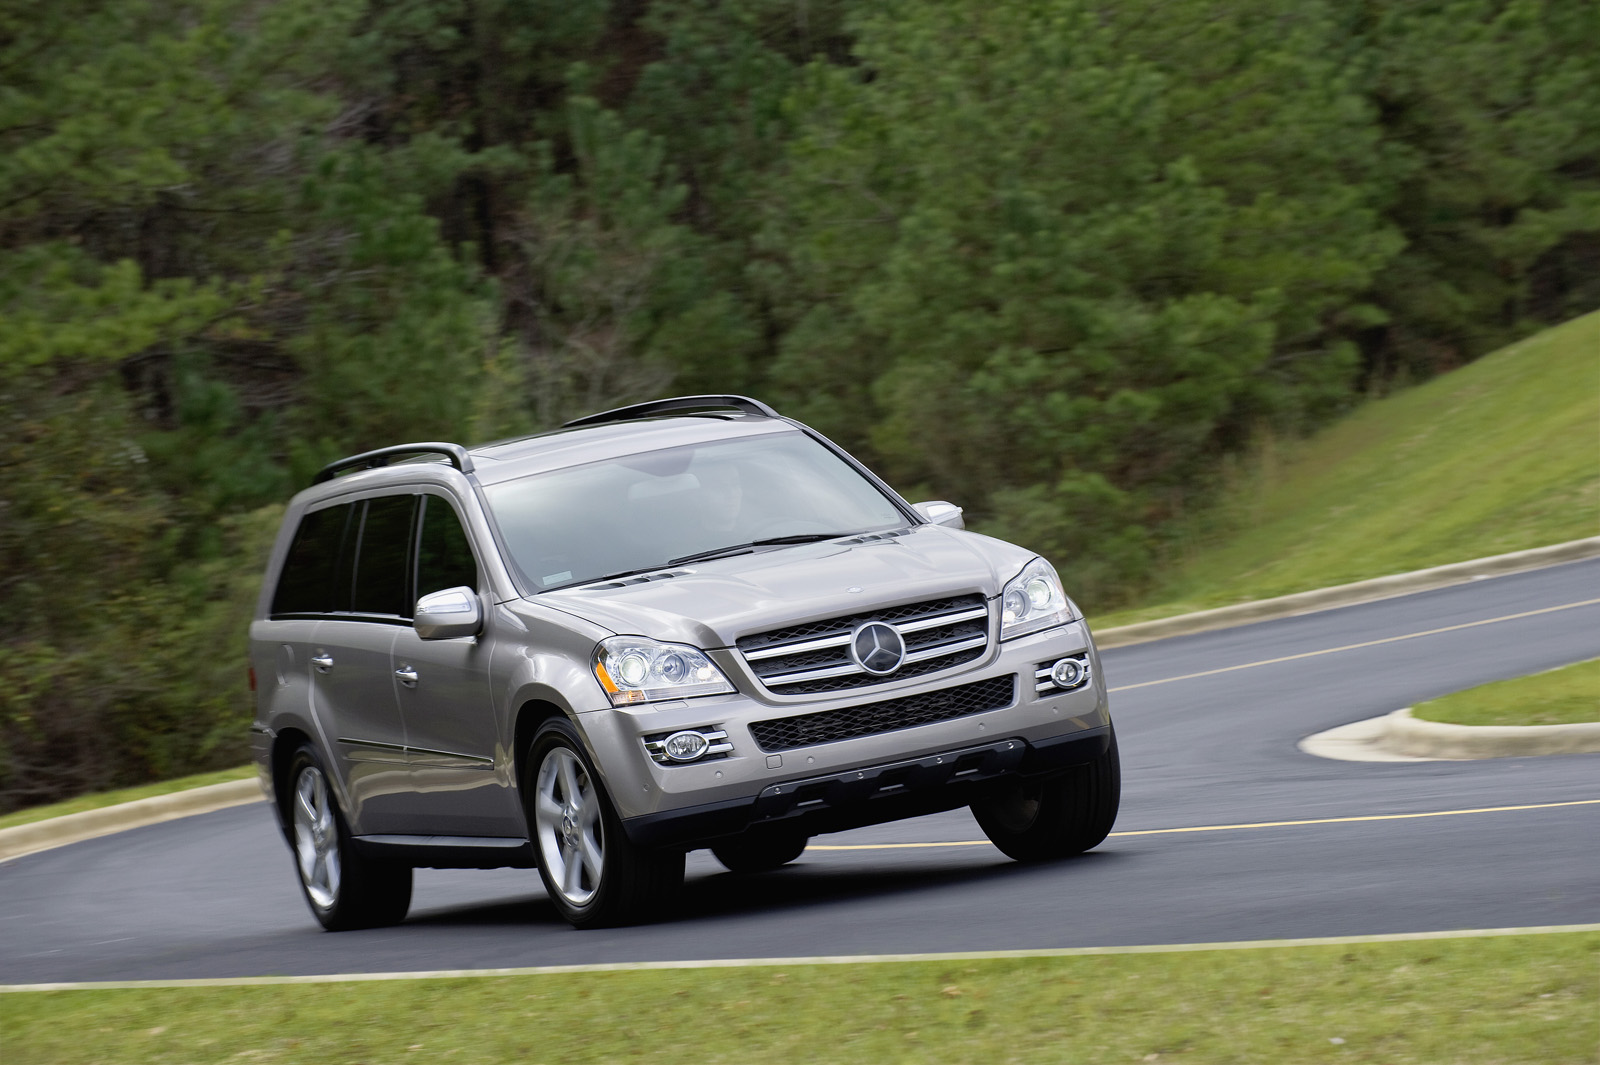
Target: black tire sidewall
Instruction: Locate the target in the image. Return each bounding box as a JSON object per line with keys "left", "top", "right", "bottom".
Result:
{"left": 972, "top": 727, "right": 1120, "bottom": 861}
{"left": 284, "top": 743, "right": 412, "bottom": 931}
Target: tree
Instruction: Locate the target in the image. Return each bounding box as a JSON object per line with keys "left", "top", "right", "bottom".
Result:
{"left": 762, "top": 0, "right": 1400, "bottom": 599}
{"left": 1359, "top": 0, "right": 1600, "bottom": 378}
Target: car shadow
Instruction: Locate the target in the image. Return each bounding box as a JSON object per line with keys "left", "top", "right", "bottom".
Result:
{"left": 677, "top": 848, "right": 1125, "bottom": 922}
{"left": 403, "top": 848, "right": 1127, "bottom": 930}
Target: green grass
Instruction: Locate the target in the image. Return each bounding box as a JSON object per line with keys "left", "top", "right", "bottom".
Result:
{"left": 1096, "top": 311, "right": 1600, "bottom": 629}
{"left": 1413, "top": 658, "right": 1600, "bottom": 727}
{"left": 0, "top": 765, "right": 256, "bottom": 832}
{"left": 2, "top": 934, "right": 1595, "bottom": 1064}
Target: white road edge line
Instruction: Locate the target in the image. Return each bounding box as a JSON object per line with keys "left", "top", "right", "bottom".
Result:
{"left": 5, "top": 924, "right": 1598, "bottom": 993}
{"left": 1108, "top": 597, "right": 1600, "bottom": 692}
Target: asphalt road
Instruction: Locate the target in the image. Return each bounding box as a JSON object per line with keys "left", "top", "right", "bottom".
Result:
{"left": 4, "top": 559, "right": 1598, "bottom": 985}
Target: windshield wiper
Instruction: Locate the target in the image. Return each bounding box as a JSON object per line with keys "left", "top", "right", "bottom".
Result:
{"left": 668, "top": 533, "right": 859, "bottom": 567}
{"left": 552, "top": 566, "right": 668, "bottom": 589}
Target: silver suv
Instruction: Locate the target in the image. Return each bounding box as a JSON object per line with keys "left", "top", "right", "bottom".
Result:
{"left": 250, "top": 396, "right": 1118, "bottom": 930}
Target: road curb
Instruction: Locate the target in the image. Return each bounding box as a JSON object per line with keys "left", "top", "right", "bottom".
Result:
{"left": 1095, "top": 536, "right": 1600, "bottom": 648}
{"left": 1301, "top": 707, "right": 1600, "bottom": 762}
{"left": 1383, "top": 707, "right": 1600, "bottom": 759}
{"left": 0, "top": 778, "right": 265, "bottom": 863}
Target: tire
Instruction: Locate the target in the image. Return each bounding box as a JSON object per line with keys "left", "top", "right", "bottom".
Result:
{"left": 286, "top": 745, "right": 412, "bottom": 931}
{"left": 971, "top": 727, "right": 1121, "bottom": 862}
{"left": 525, "top": 718, "right": 685, "bottom": 928}
{"left": 710, "top": 830, "right": 809, "bottom": 874}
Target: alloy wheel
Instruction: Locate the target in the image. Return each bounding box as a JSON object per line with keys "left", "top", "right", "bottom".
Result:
{"left": 292, "top": 765, "right": 340, "bottom": 909}
{"left": 532, "top": 746, "right": 604, "bottom": 907}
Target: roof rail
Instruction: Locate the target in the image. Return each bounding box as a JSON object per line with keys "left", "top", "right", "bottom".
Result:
{"left": 562, "top": 394, "right": 781, "bottom": 429}
{"left": 312, "top": 442, "right": 474, "bottom": 485}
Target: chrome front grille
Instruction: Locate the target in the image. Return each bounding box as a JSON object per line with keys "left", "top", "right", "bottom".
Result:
{"left": 737, "top": 595, "right": 991, "bottom": 695}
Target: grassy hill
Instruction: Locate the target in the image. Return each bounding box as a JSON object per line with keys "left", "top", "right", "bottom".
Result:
{"left": 1098, "top": 310, "right": 1600, "bottom": 627}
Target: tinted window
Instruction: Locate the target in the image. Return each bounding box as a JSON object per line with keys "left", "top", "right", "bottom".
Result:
{"left": 272, "top": 503, "right": 354, "bottom": 615}
{"left": 351, "top": 495, "right": 417, "bottom": 618}
{"left": 416, "top": 496, "right": 479, "bottom": 598}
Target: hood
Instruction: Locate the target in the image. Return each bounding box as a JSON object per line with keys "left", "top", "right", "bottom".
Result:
{"left": 530, "top": 524, "right": 1036, "bottom": 648}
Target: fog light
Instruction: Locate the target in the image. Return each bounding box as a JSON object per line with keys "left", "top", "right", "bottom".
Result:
{"left": 1050, "top": 657, "right": 1086, "bottom": 689}
{"left": 643, "top": 727, "right": 733, "bottom": 765}
{"left": 662, "top": 730, "right": 711, "bottom": 763}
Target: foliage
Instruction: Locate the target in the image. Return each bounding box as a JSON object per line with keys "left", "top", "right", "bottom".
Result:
{"left": 0, "top": 379, "right": 278, "bottom": 805}
{"left": 0, "top": 0, "right": 487, "bottom": 806}
{"left": 1360, "top": 0, "right": 1600, "bottom": 378}
{"left": 763, "top": 0, "right": 1402, "bottom": 600}
{"left": 0, "top": 0, "right": 1595, "bottom": 807}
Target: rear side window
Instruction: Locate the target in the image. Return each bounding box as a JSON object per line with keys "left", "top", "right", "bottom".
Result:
{"left": 272, "top": 504, "right": 354, "bottom": 615}
{"left": 351, "top": 495, "right": 417, "bottom": 618}
{"left": 416, "top": 496, "right": 479, "bottom": 597}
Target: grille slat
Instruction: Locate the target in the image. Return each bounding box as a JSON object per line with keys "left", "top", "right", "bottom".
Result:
{"left": 902, "top": 633, "right": 987, "bottom": 663}
{"left": 737, "top": 594, "right": 991, "bottom": 695}
{"left": 743, "top": 632, "right": 851, "bottom": 662}
{"left": 895, "top": 606, "right": 988, "bottom": 635}
{"left": 749, "top": 675, "right": 1017, "bottom": 752}
{"left": 760, "top": 661, "right": 867, "bottom": 686}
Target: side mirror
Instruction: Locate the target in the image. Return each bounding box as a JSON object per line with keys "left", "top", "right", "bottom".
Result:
{"left": 415, "top": 586, "right": 482, "bottom": 640}
{"left": 913, "top": 500, "right": 965, "bottom": 530}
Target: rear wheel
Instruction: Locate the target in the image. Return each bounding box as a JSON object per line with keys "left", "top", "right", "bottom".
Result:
{"left": 526, "top": 718, "right": 684, "bottom": 928}
{"left": 286, "top": 746, "right": 412, "bottom": 930}
{"left": 972, "top": 727, "right": 1121, "bottom": 862}
{"left": 711, "top": 830, "right": 809, "bottom": 874}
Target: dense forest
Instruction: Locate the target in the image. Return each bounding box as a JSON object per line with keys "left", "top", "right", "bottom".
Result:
{"left": 2, "top": 0, "right": 1596, "bottom": 810}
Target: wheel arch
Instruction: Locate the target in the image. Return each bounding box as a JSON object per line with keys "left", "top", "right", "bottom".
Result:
{"left": 269, "top": 726, "right": 315, "bottom": 837}
{"left": 512, "top": 699, "right": 572, "bottom": 805}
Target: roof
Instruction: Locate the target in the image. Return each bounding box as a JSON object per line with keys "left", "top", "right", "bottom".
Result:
{"left": 467, "top": 414, "right": 797, "bottom": 486}
{"left": 306, "top": 396, "right": 802, "bottom": 492}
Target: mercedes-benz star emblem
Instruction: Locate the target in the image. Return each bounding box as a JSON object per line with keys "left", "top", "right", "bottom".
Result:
{"left": 850, "top": 621, "right": 906, "bottom": 676}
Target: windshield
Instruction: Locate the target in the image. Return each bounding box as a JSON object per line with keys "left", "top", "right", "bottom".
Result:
{"left": 483, "top": 431, "right": 908, "bottom": 591}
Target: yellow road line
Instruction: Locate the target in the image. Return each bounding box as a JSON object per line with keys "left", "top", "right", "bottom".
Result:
{"left": 1108, "top": 597, "right": 1600, "bottom": 693}
{"left": 808, "top": 840, "right": 995, "bottom": 851}
{"left": 808, "top": 797, "right": 1600, "bottom": 850}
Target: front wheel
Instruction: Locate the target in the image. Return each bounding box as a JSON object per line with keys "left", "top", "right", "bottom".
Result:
{"left": 971, "top": 728, "right": 1121, "bottom": 862}
{"left": 286, "top": 746, "right": 412, "bottom": 931}
{"left": 526, "top": 719, "right": 684, "bottom": 928}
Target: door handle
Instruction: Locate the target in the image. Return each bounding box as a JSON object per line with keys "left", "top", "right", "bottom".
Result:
{"left": 395, "top": 666, "right": 419, "bottom": 688}
{"left": 311, "top": 654, "right": 334, "bottom": 673}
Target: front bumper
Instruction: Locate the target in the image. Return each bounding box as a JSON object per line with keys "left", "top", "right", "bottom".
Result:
{"left": 579, "top": 619, "right": 1111, "bottom": 842}
{"left": 622, "top": 726, "right": 1111, "bottom": 847}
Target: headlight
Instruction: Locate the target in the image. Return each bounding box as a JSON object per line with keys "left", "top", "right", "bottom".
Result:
{"left": 593, "top": 636, "right": 735, "bottom": 706}
{"left": 999, "top": 558, "right": 1076, "bottom": 640}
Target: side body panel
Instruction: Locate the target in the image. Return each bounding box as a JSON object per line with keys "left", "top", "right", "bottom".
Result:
{"left": 389, "top": 622, "right": 512, "bottom": 835}
{"left": 310, "top": 619, "right": 410, "bottom": 832}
